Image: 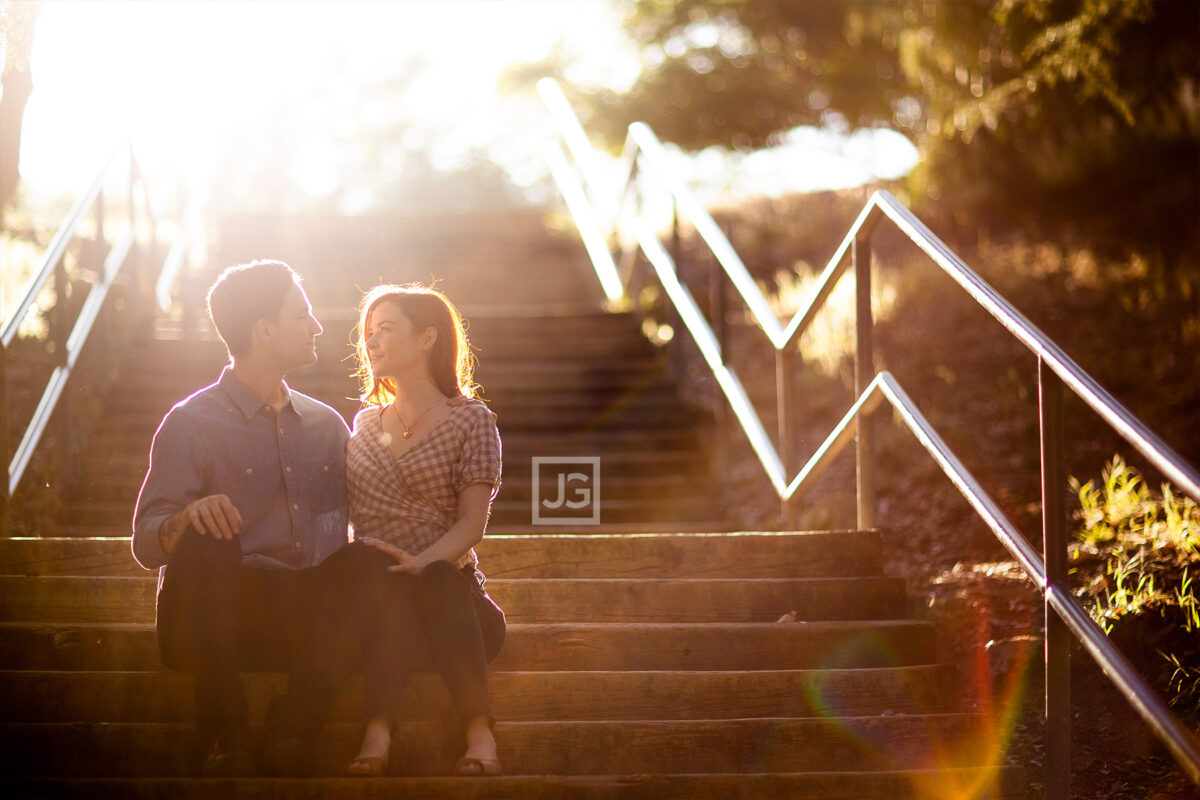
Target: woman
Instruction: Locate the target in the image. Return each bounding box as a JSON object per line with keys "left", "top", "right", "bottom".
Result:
{"left": 342, "top": 284, "right": 505, "bottom": 777}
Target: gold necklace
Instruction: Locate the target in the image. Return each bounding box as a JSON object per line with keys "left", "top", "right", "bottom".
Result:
{"left": 391, "top": 397, "right": 442, "bottom": 439}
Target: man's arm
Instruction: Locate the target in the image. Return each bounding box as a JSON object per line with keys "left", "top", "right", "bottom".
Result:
{"left": 132, "top": 411, "right": 241, "bottom": 569}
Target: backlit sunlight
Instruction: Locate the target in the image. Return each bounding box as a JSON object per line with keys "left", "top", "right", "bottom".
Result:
{"left": 19, "top": 0, "right": 916, "bottom": 212}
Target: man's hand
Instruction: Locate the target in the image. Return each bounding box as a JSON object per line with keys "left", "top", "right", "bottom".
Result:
{"left": 159, "top": 494, "right": 244, "bottom": 555}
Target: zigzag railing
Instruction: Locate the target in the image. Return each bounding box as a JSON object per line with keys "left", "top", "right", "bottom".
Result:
{"left": 537, "top": 77, "right": 1200, "bottom": 793}
{"left": 0, "top": 144, "right": 200, "bottom": 531}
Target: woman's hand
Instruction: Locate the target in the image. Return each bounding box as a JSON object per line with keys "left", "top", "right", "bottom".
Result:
{"left": 358, "top": 537, "right": 426, "bottom": 574}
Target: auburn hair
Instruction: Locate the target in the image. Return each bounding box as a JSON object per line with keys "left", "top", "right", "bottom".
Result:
{"left": 354, "top": 284, "right": 479, "bottom": 406}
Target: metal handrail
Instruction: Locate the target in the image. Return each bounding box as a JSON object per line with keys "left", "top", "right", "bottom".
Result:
{"left": 1, "top": 145, "right": 124, "bottom": 350}
{"left": 155, "top": 185, "right": 207, "bottom": 312}
{"left": 7, "top": 228, "right": 136, "bottom": 496}
{"left": 1, "top": 143, "right": 184, "bottom": 516}
{"left": 538, "top": 77, "right": 1200, "bottom": 790}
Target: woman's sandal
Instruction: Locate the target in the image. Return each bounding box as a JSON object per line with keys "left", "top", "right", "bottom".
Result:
{"left": 455, "top": 756, "right": 503, "bottom": 776}
{"left": 343, "top": 755, "right": 388, "bottom": 777}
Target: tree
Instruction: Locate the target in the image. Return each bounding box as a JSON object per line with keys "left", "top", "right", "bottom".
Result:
{"left": 513, "top": 0, "right": 1199, "bottom": 242}
{"left": 0, "top": 0, "right": 38, "bottom": 214}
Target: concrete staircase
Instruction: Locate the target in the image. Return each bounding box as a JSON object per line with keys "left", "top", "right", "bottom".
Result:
{"left": 0, "top": 211, "right": 1024, "bottom": 797}
{"left": 0, "top": 531, "right": 1024, "bottom": 798}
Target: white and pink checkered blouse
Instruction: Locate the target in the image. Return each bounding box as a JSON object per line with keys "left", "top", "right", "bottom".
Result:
{"left": 346, "top": 402, "right": 501, "bottom": 568}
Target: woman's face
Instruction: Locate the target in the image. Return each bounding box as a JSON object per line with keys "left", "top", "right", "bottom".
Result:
{"left": 363, "top": 300, "right": 433, "bottom": 381}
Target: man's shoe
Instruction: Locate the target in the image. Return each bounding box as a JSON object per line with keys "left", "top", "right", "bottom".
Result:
{"left": 200, "top": 739, "right": 255, "bottom": 778}
{"left": 259, "top": 734, "right": 313, "bottom": 777}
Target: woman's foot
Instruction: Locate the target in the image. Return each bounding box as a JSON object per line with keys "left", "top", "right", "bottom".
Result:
{"left": 344, "top": 716, "right": 392, "bottom": 777}
{"left": 456, "top": 716, "right": 502, "bottom": 776}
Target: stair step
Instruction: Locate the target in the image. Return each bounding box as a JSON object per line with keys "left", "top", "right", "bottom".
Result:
{"left": 81, "top": 431, "right": 707, "bottom": 459}
{"left": 0, "top": 769, "right": 1028, "bottom": 799}
{"left": 114, "top": 358, "right": 669, "bottom": 386}
{"left": 83, "top": 401, "right": 701, "bottom": 433}
{"left": 63, "top": 494, "right": 721, "bottom": 529}
{"left": 0, "top": 715, "right": 997, "bottom": 777}
{"left": 0, "top": 665, "right": 960, "bottom": 723}
{"left": 0, "top": 621, "right": 938, "bottom": 671}
{"left": 0, "top": 576, "right": 907, "bottom": 625}
{"left": 74, "top": 473, "right": 713, "bottom": 504}
{"left": 0, "top": 532, "right": 886, "bottom": 579}
{"left": 487, "top": 497, "right": 719, "bottom": 526}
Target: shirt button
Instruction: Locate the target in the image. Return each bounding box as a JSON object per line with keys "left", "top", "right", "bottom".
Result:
{"left": 278, "top": 428, "right": 284, "bottom": 435}
{"left": 286, "top": 466, "right": 292, "bottom": 473}
{"left": 293, "top": 504, "right": 300, "bottom": 511}
{"left": 245, "top": 468, "right": 253, "bottom": 475}
{"left": 294, "top": 542, "right": 301, "bottom": 549}
{"left": 323, "top": 465, "right": 330, "bottom": 472}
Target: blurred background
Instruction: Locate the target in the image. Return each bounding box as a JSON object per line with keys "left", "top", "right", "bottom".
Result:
{"left": 2, "top": 4, "right": 1199, "bottom": 795}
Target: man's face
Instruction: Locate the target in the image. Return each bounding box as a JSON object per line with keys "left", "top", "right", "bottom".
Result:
{"left": 263, "top": 282, "right": 323, "bottom": 371}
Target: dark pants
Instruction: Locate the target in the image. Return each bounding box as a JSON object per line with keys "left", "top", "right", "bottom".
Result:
{"left": 362, "top": 552, "right": 506, "bottom": 728}
{"left": 157, "top": 532, "right": 376, "bottom": 747}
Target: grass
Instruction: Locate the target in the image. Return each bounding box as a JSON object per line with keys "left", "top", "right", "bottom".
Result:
{"left": 1070, "top": 456, "right": 1200, "bottom": 714}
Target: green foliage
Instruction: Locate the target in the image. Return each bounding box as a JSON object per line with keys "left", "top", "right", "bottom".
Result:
{"left": 1070, "top": 455, "right": 1199, "bottom": 556}
{"left": 515, "top": 1, "right": 1200, "bottom": 243}
{"left": 1070, "top": 456, "right": 1200, "bottom": 710}
{"left": 1161, "top": 650, "right": 1200, "bottom": 710}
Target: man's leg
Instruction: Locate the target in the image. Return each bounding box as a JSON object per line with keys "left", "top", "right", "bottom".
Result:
{"left": 157, "top": 530, "right": 252, "bottom": 776}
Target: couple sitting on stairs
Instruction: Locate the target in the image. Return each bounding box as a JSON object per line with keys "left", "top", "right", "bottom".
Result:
{"left": 131, "top": 259, "right": 506, "bottom": 778}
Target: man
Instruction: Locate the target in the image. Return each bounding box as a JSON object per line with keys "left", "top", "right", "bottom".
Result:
{"left": 132, "top": 260, "right": 366, "bottom": 777}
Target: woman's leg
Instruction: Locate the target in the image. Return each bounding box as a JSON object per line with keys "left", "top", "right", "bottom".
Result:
{"left": 412, "top": 561, "right": 506, "bottom": 771}
{"left": 347, "top": 564, "right": 427, "bottom": 774}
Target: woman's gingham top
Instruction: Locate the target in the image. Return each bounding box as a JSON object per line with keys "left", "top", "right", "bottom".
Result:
{"left": 346, "top": 401, "right": 501, "bottom": 568}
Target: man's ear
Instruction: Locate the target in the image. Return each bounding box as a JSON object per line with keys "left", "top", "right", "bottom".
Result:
{"left": 421, "top": 326, "right": 438, "bottom": 351}
{"left": 252, "top": 318, "right": 273, "bottom": 348}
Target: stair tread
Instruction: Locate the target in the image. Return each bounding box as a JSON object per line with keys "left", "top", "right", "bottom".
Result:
{"left": 0, "top": 665, "right": 962, "bottom": 722}
{"left": 0, "top": 715, "right": 1002, "bottom": 777}
{"left": 0, "top": 619, "right": 940, "bottom": 671}
{"left": 0, "top": 769, "right": 1028, "bottom": 799}
{"left": 0, "top": 532, "right": 887, "bottom": 578}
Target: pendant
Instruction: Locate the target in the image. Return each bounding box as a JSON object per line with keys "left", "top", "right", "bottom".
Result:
{"left": 402, "top": 430, "right": 412, "bottom": 439}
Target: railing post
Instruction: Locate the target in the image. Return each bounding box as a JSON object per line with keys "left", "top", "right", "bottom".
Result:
{"left": 127, "top": 154, "right": 142, "bottom": 332}
{"left": 667, "top": 197, "right": 685, "bottom": 380}
{"left": 54, "top": 228, "right": 72, "bottom": 493}
{"left": 0, "top": 341, "right": 10, "bottom": 536}
{"left": 854, "top": 236, "right": 876, "bottom": 529}
{"left": 777, "top": 347, "right": 797, "bottom": 527}
{"left": 1039, "top": 357, "right": 1071, "bottom": 798}
{"left": 710, "top": 251, "right": 728, "bottom": 508}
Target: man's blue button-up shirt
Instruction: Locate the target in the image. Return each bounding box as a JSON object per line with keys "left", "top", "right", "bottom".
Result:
{"left": 132, "top": 367, "right": 350, "bottom": 572}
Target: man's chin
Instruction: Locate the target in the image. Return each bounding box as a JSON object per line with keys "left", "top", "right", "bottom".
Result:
{"left": 285, "top": 351, "right": 319, "bottom": 372}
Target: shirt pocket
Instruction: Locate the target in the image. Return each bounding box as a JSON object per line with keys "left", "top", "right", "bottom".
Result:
{"left": 298, "top": 454, "right": 346, "bottom": 515}
{"left": 215, "top": 458, "right": 285, "bottom": 527}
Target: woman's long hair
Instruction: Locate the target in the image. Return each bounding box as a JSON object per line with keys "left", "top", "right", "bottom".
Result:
{"left": 354, "top": 284, "right": 479, "bottom": 406}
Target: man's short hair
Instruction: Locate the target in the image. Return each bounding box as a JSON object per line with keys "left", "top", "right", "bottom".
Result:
{"left": 206, "top": 260, "right": 299, "bottom": 358}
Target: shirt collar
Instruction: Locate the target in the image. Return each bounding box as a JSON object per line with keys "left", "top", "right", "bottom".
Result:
{"left": 218, "top": 366, "right": 302, "bottom": 420}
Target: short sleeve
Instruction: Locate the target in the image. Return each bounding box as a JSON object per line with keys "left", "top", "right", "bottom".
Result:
{"left": 453, "top": 405, "right": 502, "bottom": 498}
